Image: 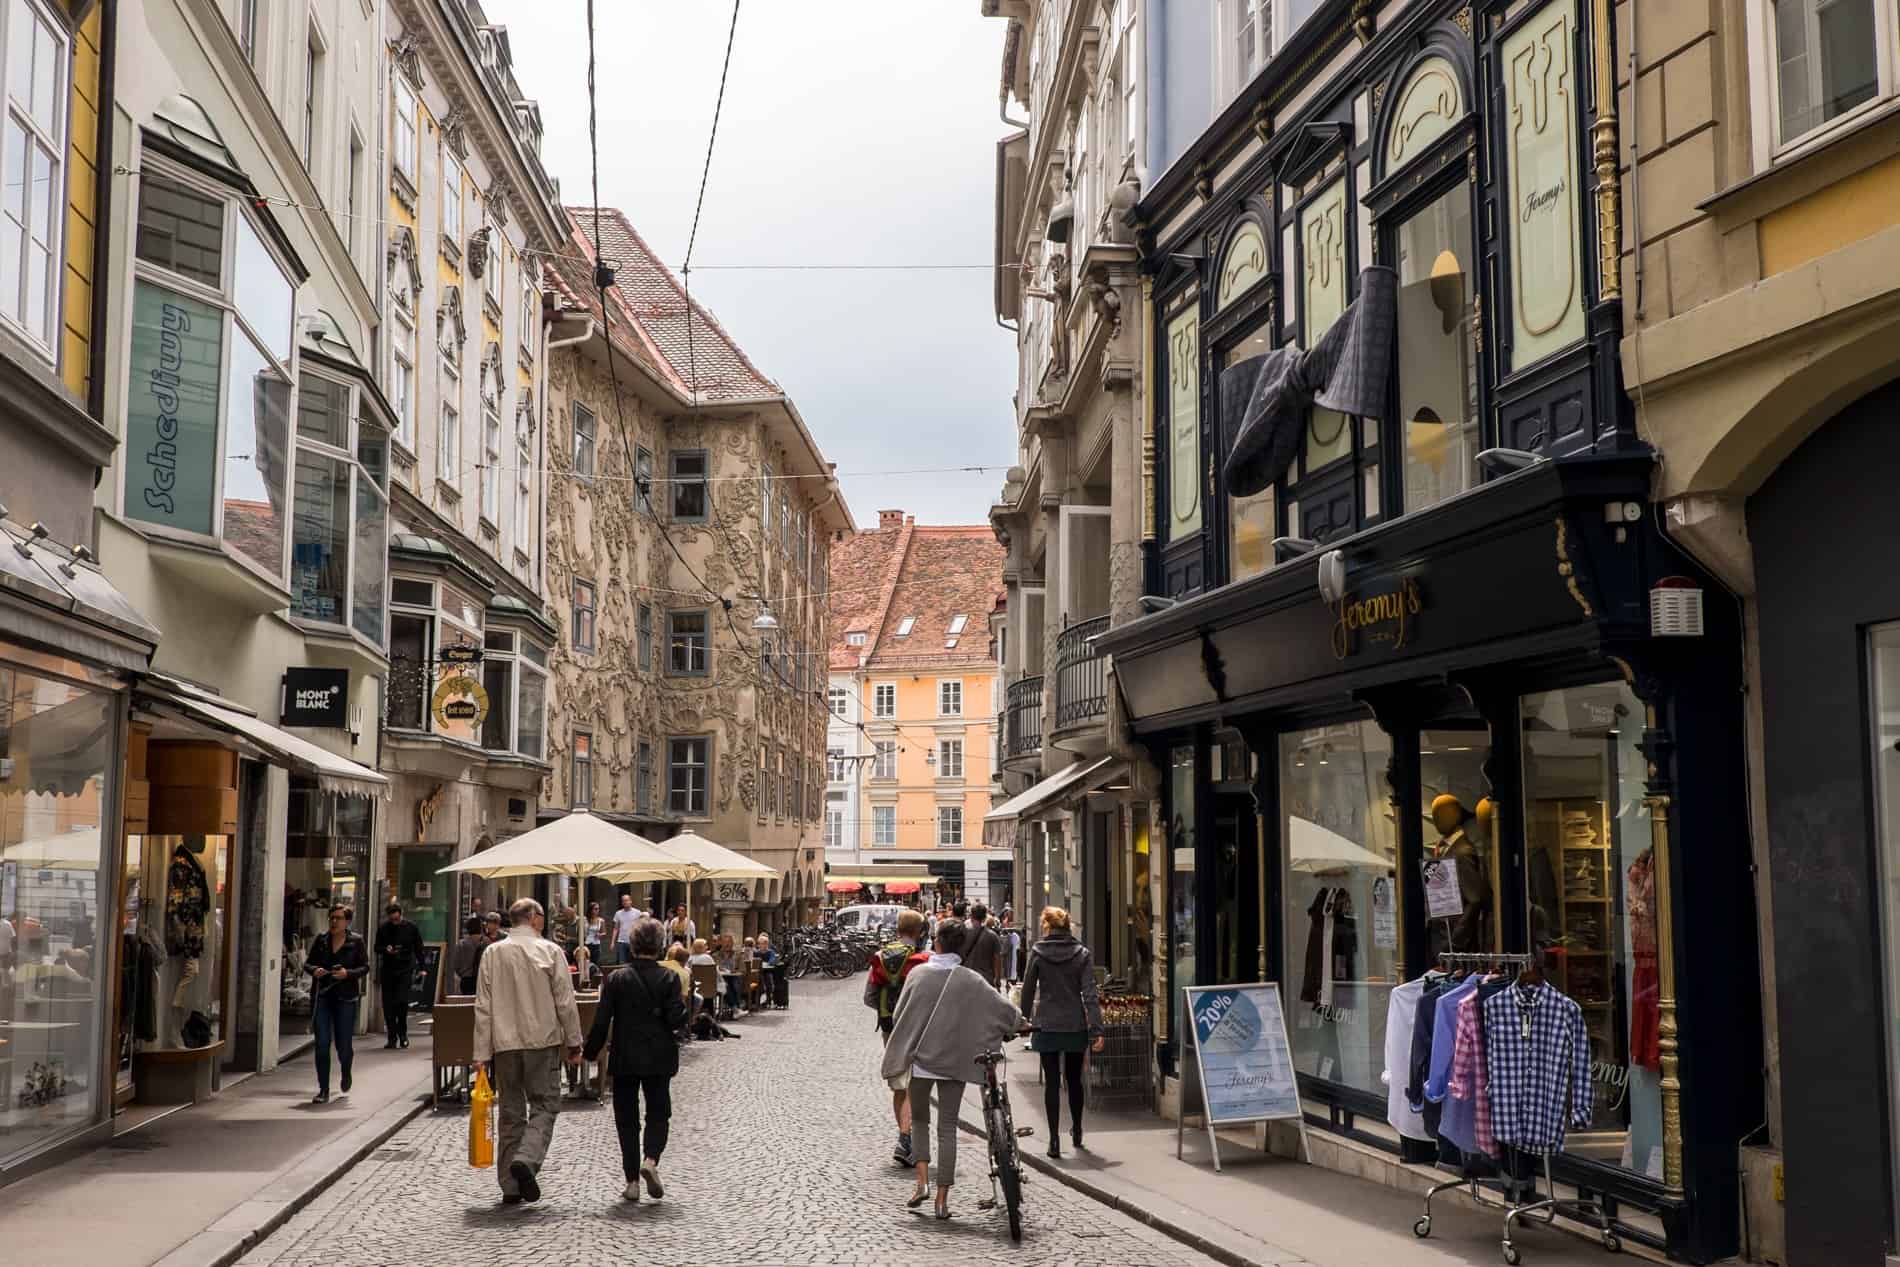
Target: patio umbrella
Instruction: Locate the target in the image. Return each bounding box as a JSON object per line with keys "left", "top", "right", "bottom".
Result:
{"left": 436, "top": 810, "right": 699, "bottom": 881}
{"left": 883, "top": 880, "right": 921, "bottom": 895}
{"left": 825, "top": 880, "right": 862, "bottom": 894}
{"left": 1, "top": 825, "right": 101, "bottom": 870}
{"left": 1287, "top": 815, "right": 1393, "bottom": 874}
{"left": 623, "top": 830, "right": 775, "bottom": 882}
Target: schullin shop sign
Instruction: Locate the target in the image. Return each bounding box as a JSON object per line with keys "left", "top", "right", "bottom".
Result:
{"left": 282, "top": 668, "right": 350, "bottom": 727}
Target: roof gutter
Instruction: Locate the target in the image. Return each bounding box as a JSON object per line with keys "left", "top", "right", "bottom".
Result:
{"left": 546, "top": 313, "right": 594, "bottom": 350}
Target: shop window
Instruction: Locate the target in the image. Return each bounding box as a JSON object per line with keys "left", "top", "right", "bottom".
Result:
{"left": 667, "top": 609, "right": 708, "bottom": 675}
{"left": 1168, "top": 744, "right": 1198, "bottom": 1042}
{"left": 874, "top": 805, "right": 896, "bottom": 846}
{"left": 571, "top": 730, "right": 593, "bottom": 808}
{"left": 0, "top": 0, "right": 66, "bottom": 353}
{"left": 291, "top": 372, "right": 389, "bottom": 645}
{"left": 1520, "top": 681, "right": 1660, "bottom": 1176}
{"left": 0, "top": 665, "right": 113, "bottom": 1167}
{"left": 668, "top": 736, "right": 709, "bottom": 816}
{"left": 1393, "top": 185, "right": 1478, "bottom": 515}
{"left": 1421, "top": 719, "right": 1498, "bottom": 957}
{"left": 1280, "top": 721, "right": 1397, "bottom": 1096}
{"left": 670, "top": 449, "right": 708, "bottom": 521}
{"left": 126, "top": 172, "right": 297, "bottom": 581}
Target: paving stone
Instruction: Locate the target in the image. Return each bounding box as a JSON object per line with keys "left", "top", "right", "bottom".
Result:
{"left": 240, "top": 977, "right": 1219, "bottom": 1267}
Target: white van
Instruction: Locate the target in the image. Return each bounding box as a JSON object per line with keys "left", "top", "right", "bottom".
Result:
{"left": 831, "top": 904, "right": 908, "bottom": 935}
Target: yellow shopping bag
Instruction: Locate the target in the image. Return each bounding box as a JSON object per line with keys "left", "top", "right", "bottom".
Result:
{"left": 469, "top": 1066, "right": 495, "bottom": 1169}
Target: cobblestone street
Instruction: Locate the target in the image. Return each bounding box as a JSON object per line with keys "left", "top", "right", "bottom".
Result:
{"left": 240, "top": 975, "right": 1221, "bottom": 1267}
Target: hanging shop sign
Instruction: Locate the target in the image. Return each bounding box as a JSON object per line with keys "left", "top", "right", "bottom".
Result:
{"left": 431, "top": 674, "right": 490, "bottom": 727}
{"left": 1328, "top": 576, "right": 1424, "bottom": 659}
{"left": 282, "top": 667, "right": 350, "bottom": 727}
{"left": 439, "top": 645, "right": 484, "bottom": 665}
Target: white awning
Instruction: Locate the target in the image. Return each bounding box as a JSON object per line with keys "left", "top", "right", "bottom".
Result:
{"left": 984, "top": 755, "right": 1121, "bottom": 823}
{"left": 139, "top": 677, "right": 387, "bottom": 799}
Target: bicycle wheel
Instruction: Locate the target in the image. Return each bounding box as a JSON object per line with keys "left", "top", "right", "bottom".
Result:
{"left": 987, "top": 1100, "right": 1023, "bottom": 1241}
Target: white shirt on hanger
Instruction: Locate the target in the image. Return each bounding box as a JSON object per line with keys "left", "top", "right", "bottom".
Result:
{"left": 1383, "top": 976, "right": 1433, "bottom": 1142}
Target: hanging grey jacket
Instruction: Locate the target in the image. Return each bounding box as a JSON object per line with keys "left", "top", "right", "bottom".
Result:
{"left": 1020, "top": 930, "right": 1105, "bottom": 1037}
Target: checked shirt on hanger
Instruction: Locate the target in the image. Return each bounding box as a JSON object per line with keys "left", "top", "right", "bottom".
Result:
{"left": 1481, "top": 980, "right": 1593, "bottom": 1153}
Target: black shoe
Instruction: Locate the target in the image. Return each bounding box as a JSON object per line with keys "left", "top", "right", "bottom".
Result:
{"left": 1072, "top": 1128, "right": 1084, "bottom": 1150}
{"left": 399, "top": 1036, "right": 410, "bottom": 1049}
{"left": 383, "top": 1040, "right": 398, "bottom": 1049}
{"left": 511, "top": 1160, "right": 540, "bottom": 1203}
{"left": 1046, "top": 1140, "right": 1062, "bottom": 1160}
{"left": 340, "top": 1069, "right": 352, "bottom": 1094}
{"left": 501, "top": 1193, "right": 522, "bottom": 1206}
{"left": 312, "top": 1091, "right": 329, "bottom": 1104}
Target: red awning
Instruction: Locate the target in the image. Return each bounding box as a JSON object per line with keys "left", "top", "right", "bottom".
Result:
{"left": 882, "top": 880, "right": 921, "bottom": 894}
{"left": 825, "top": 880, "right": 862, "bottom": 894}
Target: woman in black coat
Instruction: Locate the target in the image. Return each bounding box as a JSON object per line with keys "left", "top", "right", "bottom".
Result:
{"left": 584, "top": 917, "right": 690, "bottom": 1202}
{"left": 1019, "top": 905, "right": 1105, "bottom": 1157}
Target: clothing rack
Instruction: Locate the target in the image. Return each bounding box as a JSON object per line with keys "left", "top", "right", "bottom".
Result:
{"left": 1410, "top": 952, "right": 1621, "bottom": 1264}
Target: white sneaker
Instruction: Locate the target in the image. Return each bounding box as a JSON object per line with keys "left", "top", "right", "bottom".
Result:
{"left": 622, "top": 1180, "right": 642, "bottom": 1202}
{"left": 641, "top": 1158, "right": 664, "bottom": 1199}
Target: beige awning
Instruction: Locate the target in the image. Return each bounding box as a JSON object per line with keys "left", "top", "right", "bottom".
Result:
{"left": 1, "top": 825, "right": 101, "bottom": 870}
{"left": 438, "top": 810, "right": 699, "bottom": 881}
{"left": 608, "top": 831, "right": 774, "bottom": 882}
{"left": 984, "top": 755, "right": 1120, "bottom": 823}
{"left": 138, "top": 675, "right": 386, "bottom": 798}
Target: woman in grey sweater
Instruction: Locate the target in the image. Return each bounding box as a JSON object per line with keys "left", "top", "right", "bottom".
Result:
{"left": 879, "top": 920, "right": 1021, "bottom": 1219}
{"left": 1019, "top": 905, "right": 1104, "bottom": 1157}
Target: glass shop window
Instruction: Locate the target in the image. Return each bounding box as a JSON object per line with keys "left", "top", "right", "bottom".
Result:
{"left": 1394, "top": 186, "right": 1478, "bottom": 515}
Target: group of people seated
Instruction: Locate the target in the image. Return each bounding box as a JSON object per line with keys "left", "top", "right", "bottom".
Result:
{"left": 679, "top": 932, "right": 781, "bottom": 1016}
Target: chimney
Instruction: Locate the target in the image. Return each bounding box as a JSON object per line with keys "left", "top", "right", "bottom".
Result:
{"left": 879, "top": 509, "right": 906, "bottom": 531}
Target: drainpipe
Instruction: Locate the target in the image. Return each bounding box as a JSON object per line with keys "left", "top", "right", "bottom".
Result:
{"left": 85, "top": 0, "right": 117, "bottom": 430}
{"left": 545, "top": 313, "right": 594, "bottom": 351}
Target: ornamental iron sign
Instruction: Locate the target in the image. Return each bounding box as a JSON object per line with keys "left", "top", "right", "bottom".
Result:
{"left": 431, "top": 673, "right": 490, "bottom": 728}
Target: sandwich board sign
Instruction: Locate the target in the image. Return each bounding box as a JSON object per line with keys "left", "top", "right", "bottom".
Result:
{"left": 1177, "top": 982, "right": 1309, "bottom": 1171}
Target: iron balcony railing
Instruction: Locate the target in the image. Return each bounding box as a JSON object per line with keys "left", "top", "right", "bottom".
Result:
{"left": 1005, "top": 674, "right": 1044, "bottom": 760}
{"left": 1054, "top": 615, "right": 1110, "bottom": 729}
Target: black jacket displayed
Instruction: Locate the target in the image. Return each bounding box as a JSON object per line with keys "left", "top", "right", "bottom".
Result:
{"left": 306, "top": 932, "right": 371, "bottom": 1002}
{"left": 374, "top": 918, "right": 424, "bottom": 975}
{"left": 585, "top": 958, "right": 690, "bottom": 1080}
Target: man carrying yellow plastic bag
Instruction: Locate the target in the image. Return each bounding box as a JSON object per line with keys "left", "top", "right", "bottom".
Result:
{"left": 469, "top": 1065, "right": 495, "bottom": 1168}
{"left": 474, "top": 899, "right": 583, "bottom": 1204}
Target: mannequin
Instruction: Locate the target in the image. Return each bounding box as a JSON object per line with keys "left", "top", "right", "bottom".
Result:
{"left": 159, "top": 838, "right": 213, "bottom": 1043}
{"left": 1424, "top": 794, "right": 1491, "bottom": 957}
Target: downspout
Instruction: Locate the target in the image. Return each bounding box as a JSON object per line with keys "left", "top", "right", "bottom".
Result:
{"left": 85, "top": 0, "right": 117, "bottom": 427}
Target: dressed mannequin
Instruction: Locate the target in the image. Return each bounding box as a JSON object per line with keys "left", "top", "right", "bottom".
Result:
{"left": 157, "top": 839, "right": 214, "bottom": 1045}
{"left": 1424, "top": 794, "right": 1491, "bottom": 957}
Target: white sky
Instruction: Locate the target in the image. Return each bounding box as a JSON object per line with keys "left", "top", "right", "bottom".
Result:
{"left": 484, "top": 0, "right": 1019, "bottom": 531}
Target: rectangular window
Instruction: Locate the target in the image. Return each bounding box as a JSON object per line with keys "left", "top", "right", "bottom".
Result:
{"left": 127, "top": 176, "right": 304, "bottom": 584}
{"left": 873, "top": 683, "right": 895, "bottom": 718}
{"left": 302, "top": 26, "right": 323, "bottom": 170}
{"left": 874, "top": 805, "right": 896, "bottom": 846}
{"left": 670, "top": 449, "right": 709, "bottom": 521}
{"left": 637, "top": 603, "right": 654, "bottom": 671}
{"left": 637, "top": 741, "right": 655, "bottom": 814}
{"left": 442, "top": 151, "right": 463, "bottom": 245}
{"left": 571, "top": 730, "right": 593, "bottom": 807}
{"left": 873, "top": 741, "right": 896, "bottom": 780}
{"left": 481, "top": 653, "right": 513, "bottom": 751}
{"left": 761, "top": 461, "right": 774, "bottom": 536}
{"left": 520, "top": 276, "right": 536, "bottom": 356}
{"left": 392, "top": 77, "right": 417, "bottom": 183}
{"left": 514, "top": 422, "right": 532, "bottom": 548}
{"left": 238, "top": 0, "right": 259, "bottom": 61}
{"left": 438, "top": 399, "right": 460, "bottom": 485}
{"left": 767, "top": 749, "right": 780, "bottom": 817}
{"left": 895, "top": 616, "right": 916, "bottom": 638}
{"left": 827, "top": 746, "right": 845, "bottom": 781}
{"left": 480, "top": 404, "right": 501, "bottom": 524}
{"left": 345, "top": 127, "right": 363, "bottom": 257}
{"left": 517, "top": 659, "right": 546, "bottom": 759}
{"left": 572, "top": 580, "right": 596, "bottom": 652}
{"left": 938, "top": 806, "right": 963, "bottom": 847}
{"left": 1770, "top": 0, "right": 1881, "bottom": 146}
{"left": 939, "top": 680, "right": 963, "bottom": 716}
{"left": 572, "top": 402, "right": 596, "bottom": 480}
{"left": 668, "top": 737, "right": 709, "bottom": 816}
{"left": 938, "top": 738, "right": 964, "bottom": 778}
{"left": 391, "top": 307, "right": 415, "bottom": 449}
{"left": 946, "top": 614, "right": 968, "bottom": 635}
{"left": 484, "top": 228, "right": 501, "bottom": 300}
{"left": 826, "top": 809, "right": 843, "bottom": 849}
{"left": 1395, "top": 186, "right": 1478, "bottom": 516}
{"left": 635, "top": 446, "right": 654, "bottom": 514}
{"left": 668, "top": 610, "right": 709, "bottom": 675}
{"left": 828, "top": 686, "right": 847, "bottom": 716}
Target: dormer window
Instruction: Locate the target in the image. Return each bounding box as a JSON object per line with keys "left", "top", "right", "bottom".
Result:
{"left": 947, "top": 614, "right": 968, "bottom": 635}
{"left": 895, "top": 616, "right": 916, "bottom": 638}
{"left": 847, "top": 631, "right": 867, "bottom": 647}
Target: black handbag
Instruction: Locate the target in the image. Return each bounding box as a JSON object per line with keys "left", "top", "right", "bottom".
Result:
{"left": 181, "top": 1010, "right": 212, "bottom": 1049}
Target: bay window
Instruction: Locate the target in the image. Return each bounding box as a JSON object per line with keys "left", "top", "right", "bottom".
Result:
{"left": 125, "top": 169, "right": 298, "bottom": 583}
{"left": 481, "top": 629, "right": 515, "bottom": 751}
{"left": 517, "top": 639, "right": 547, "bottom": 759}
{"left": 289, "top": 371, "right": 389, "bottom": 643}
{"left": 0, "top": 0, "right": 65, "bottom": 351}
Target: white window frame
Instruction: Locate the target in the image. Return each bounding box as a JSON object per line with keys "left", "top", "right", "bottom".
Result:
{"left": 302, "top": 20, "right": 325, "bottom": 173}
{"left": 873, "top": 682, "right": 896, "bottom": 718}
{"left": 873, "top": 740, "right": 896, "bottom": 780}
{"left": 390, "top": 301, "right": 416, "bottom": 450}
{"left": 0, "top": 0, "right": 66, "bottom": 354}
{"left": 288, "top": 370, "right": 390, "bottom": 647}
{"left": 825, "top": 809, "right": 843, "bottom": 849}
{"left": 438, "top": 395, "right": 460, "bottom": 486}
{"left": 1745, "top": 0, "right": 1898, "bottom": 166}
{"left": 938, "top": 806, "right": 964, "bottom": 847}
{"left": 519, "top": 271, "right": 536, "bottom": 357}
{"left": 484, "top": 226, "right": 502, "bottom": 301}
{"left": 392, "top": 75, "right": 418, "bottom": 186}
{"left": 873, "top": 805, "right": 896, "bottom": 847}
{"left": 895, "top": 615, "right": 916, "bottom": 638}
{"left": 846, "top": 631, "right": 867, "bottom": 647}
{"left": 938, "top": 738, "right": 964, "bottom": 779}
{"left": 513, "top": 411, "right": 532, "bottom": 549}
{"left": 442, "top": 149, "right": 463, "bottom": 246}
{"left": 480, "top": 397, "right": 501, "bottom": 526}
{"left": 939, "top": 679, "right": 963, "bottom": 717}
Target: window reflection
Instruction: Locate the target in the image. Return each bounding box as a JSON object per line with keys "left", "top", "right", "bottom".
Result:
{"left": 1394, "top": 187, "right": 1477, "bottom": 515}
{"left": 1224, "top": 329, "right": 1275, "bottom": 582}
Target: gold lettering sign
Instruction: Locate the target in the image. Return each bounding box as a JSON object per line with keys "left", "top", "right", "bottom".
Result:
{"left": 1330, "top": 578, "right": 1425, "bottom": 659}
{"left": 1504, "top": 0, "right": 1584, "bottom": 370}
{"left": 431, "top": 673, "right": 491, "bottom": 728}
{"left": 1167, "top": 308, "right": 1202, "bottom": 539}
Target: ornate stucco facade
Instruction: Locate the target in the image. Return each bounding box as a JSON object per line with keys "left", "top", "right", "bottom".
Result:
{"left": 541, "top": 208, "right": 849, "bottom": 934}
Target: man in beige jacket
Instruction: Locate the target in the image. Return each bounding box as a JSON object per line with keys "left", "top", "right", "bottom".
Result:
{"left": 475, "top": 899, "right": 582, "bottom": 1204}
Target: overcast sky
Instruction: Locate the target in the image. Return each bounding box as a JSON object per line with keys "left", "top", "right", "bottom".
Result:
{"left": 485, "top": 0, "right": 1017, "bottom": 531}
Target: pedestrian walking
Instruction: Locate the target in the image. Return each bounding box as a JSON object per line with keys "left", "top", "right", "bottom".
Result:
{"left": 584, "top": 917, "right": 689, "bottom": 1203}
{"left": 665, "top": 904, "right": 695, "bottom": 946}
{"left": 963, "top": 902, "right": 1004, "bottom": 989}
{"left": 865, "top": 909, "right": 930, "bottom": 1164}
{"left": 611, "top": 893, "right": 642, "bottom": 965}
{"left": 474, "top": 899, "right": 583, "bottom": 1205}
{"left": 374, "top": 901, "right": 424, "bottom": 1048}
{"left": 880, "top": 919, "right": 1021, "bottom": 1220}
{"left": 305, "top": 904, "right": 368, "bottom": 1104}
{"left": 451, "top": 916, "right": 487, "bottom": 995}
{"left": 1019, "top": 905, "right": 1104, "bottom": 1158}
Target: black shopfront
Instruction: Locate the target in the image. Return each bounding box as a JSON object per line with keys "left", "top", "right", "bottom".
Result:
{"left": 1106, "top": 1, "right": 1758, "bottom": 1260}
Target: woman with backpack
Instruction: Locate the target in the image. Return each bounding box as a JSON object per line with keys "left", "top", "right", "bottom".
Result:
{"left": 1019, "top": 905, "right": 1104, "bottom": 1158}
{"left": 865, "top": 910, "right": 930, "bottom": 1165}
{"left": 584, "top": 917, "right": 690, "bottom": 1203}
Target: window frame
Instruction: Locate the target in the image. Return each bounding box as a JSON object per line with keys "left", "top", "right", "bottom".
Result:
{"left": 480, "top": 392, "right": 502, "bottom": 527}
{"left": 874, "top": 804, "right": 896, "bottom": 847}
{"left": 668, "top": 735, "right": 711, "bottom": 817}
{"left": 873, "top": 682, "right": 896, "bottom": 718}
{"left": 513, "top": 406, "right": 533, "bottom": 549}
{"left": 390, "top": 300, "right": 416, "bottom": 451}
{"left": 637, "top": 602, "right": 654, "bottom": 672}
{"left": 302, "top": 20, "right": 325, "bottom": 172}
{"left": 392, "top": 75, "right": 418, "bottom": 186}
{"left": 670, "top": 448, "right": 709, "bottom": 522}
{"left": 873, "top": 740, "right": 897, "bottom": 780}
{"left": 288, "top": 368, "right": 389, "bottom": 646}
{"left": 828, "top": 686, "right": 847, "bottom": 717}
{"left": 634, "top": 445, "right": 655, "bottom": 514}
{"left": 938, "top": 738, "right": 964, "bottom": 779}
{"left": 442, "top": 148, "right": 464, "bottom": 248}
{"left": 571, "top": 578, "right": 596, "bottom": 653}
{"left": 939, "top": 679, "right": 963, "bottom": 717}
{"left": 636, "top": 740, "right": 654, "bottom": 813}
{"left": 938, "top": 805, "right": 964, "bottom": 847}
{"left": 667, "top": 608, "right": 710, "bottom": 676}
{"left": 1747, "top": 0, "right": 1896, "bottom": 163}
{"left": 571, "top": 728, "right": 593, "bottom": 808}
{"left": 571, "top": 400, "right": 596, "bottom": 481}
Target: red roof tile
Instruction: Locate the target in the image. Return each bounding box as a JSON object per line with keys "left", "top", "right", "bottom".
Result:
{"left": 828, "top": 513, "right": 1003, "bottom": 673}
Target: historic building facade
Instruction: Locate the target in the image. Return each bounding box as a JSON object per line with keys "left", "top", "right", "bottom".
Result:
{"left": 372, "top": 0, "right": 562, "bottom": 957}
{"left": 826, "top": 512, "right": 1005, "bottom": 905}
{"left": 541, "top": 207, "right": 846, "bottom": 935}
{"left": 983, "top": 0, "right": 1156, "bottom": 984}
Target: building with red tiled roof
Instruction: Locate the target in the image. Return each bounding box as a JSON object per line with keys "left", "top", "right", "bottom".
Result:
{"left": 824, "top": 511, "right": 1007, "bottom": 905}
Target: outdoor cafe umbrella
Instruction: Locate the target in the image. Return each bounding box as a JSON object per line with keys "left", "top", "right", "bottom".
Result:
{"left": 0, "top": 825, "right": 101, "bottom": 870}
{"left": 1287, "top": 815, "right": 1393, "bottom": 874}
{"left": 612, "top": 830, "right": 775, "bottom": 882}
{"left": 436, "top": 809, "right": 699, "bottom": 881}
{"left": 825, "top": 880, "right": 862, "bottom": 894}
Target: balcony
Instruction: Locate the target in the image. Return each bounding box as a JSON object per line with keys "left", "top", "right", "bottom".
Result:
{"left": 1053, "top": 616, "right": 1109, "bottom": 748}
{"left": 1004, "top": 675, "right": 1043, "bottom": 770}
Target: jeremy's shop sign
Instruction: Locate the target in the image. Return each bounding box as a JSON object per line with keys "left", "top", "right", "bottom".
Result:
{"left": 282, "top": 668, "right": 350, "bottom": 727}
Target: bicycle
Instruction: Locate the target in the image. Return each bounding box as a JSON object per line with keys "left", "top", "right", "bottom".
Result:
{"left": 974, "top": 1047, "right": 1027, "bottom": 1242}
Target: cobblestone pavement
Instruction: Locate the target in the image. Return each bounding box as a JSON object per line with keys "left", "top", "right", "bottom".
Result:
{"left": 241, "top": 974, "right": 1220, "bottom": 1267}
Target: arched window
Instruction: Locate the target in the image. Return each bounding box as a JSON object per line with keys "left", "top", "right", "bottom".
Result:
{"left": 1217, "top": 220, "right": 1269, "bottom": 309}
{"left": 1385, "top": 56, "right": 1465, "bottom": 175}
